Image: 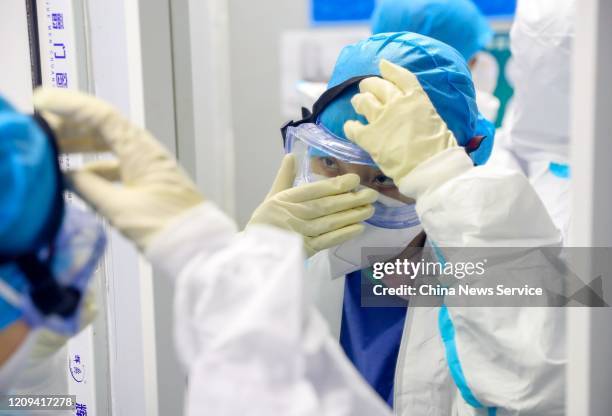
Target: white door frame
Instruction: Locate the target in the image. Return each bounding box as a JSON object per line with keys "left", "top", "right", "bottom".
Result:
{"left": 567, "top": 0, "right": 612, "bottom": 414}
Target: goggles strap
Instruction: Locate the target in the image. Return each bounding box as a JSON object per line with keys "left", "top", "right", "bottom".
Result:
{"left": 0, "top": 114, "right": 81, "bottom": 319}
{"left": 281, "top": 75, "right": 487, "bottom": 165}
{"left": 281, "top": 75, "right": 380, "bottom": 146}
{"left": 17, "top": 254, "right": 80, "bottom": 318}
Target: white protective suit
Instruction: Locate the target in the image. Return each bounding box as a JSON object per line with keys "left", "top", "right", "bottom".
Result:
{"left": 472, "top": 51, "right": 501, "bottom": 124}
{"left": 146, "top": 203, "right": 392, "bottom": 416}
{"left": 308, "top": 147, "right": 565, "bottom": 415}
{"left": 1, "top": 291, "right": 97, "bottom": 416}
{"left": 6, "top": 345, "right": 73, "bottom": 416}
{"left": 31, "top": 86, "right": 391, "bottom": 416}
{"left": 490, "top": 0, "right": 574, "bottom": 241}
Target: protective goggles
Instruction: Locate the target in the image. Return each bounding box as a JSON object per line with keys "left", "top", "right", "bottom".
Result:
{"left": 0, "top": 205, "right": 106, "bottom": 334}
{"left": 281, "top": 76, "right": 420, "bottom": 230}
{"left": 0, "top": 115, "right": 106, "bottom": 334}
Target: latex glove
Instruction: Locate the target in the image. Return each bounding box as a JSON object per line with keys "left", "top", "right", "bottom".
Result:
{"left": 248, "top": 155, "right": 378, "bottom": 257}
{"left": 33, "top": 88, "right": 204, "bottom": 251}
{"left": 344, "top": 59, "right": 458, "bottom": 187}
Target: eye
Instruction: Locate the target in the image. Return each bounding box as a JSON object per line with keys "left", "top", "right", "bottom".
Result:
{"left": 373, "top": 174, "right": 395, "bottom": 187}
{"left": 319, "top": 157, "right": 339, "bottom": 170}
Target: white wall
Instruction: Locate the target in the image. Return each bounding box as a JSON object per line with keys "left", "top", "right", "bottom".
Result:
{"left": 567, "top": 0, "right": 612, "bottom": 414}
{"left": 86, "top": 1, "right": 161, "bottom": 414}
{"left": 0, "top": 0, "right": 34, "bottom": 111}
{"left": 228, "top": 0, "right": 309, "bottom": 226}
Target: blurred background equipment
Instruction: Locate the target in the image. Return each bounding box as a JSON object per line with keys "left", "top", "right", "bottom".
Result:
{"left": 281, "top": 0, "right": 516, "bottom": 129}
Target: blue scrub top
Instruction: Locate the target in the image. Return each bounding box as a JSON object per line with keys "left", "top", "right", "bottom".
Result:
{"left": 339, "top": 270, "right": 407, "bottom": 407}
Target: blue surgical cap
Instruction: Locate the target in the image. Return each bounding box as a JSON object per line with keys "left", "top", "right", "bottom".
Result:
{"left": 319, "top": 32, "right": 494, "bottom": 166}
{"left": 0, "top": 95, "right": 61, "bottom": 330}
{"left": 371, "top": 0, "right": 493, "bottom": 61}
{"left": 0, "top": 95, "right": 59, "bottom": 255}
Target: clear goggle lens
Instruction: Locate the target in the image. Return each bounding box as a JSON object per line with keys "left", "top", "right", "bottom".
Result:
{"left": 285, "top": 123, "right": 420, "bottom": 229}
{"left": 0, "top": 205, "right": 106, "bottom": 334}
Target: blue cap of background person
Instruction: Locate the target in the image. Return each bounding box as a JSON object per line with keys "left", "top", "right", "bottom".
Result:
{"left": 318, "top": 32, "right": 494, "bottom": 166}
{"left": 0, "top": 95, "right": 60, "bottom": 256}
{"left": 371, "top": 0, "right": 493, "bottom": 62}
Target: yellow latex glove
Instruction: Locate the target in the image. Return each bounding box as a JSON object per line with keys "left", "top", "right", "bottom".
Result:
{"left": 248, "top": 155, "right": 378, "bottom": 257}
{"left": 344, "top": 59, "right": 458, "bottom": 186}
{"left": 33, "top": 88, "right": 204, "bottom": 251}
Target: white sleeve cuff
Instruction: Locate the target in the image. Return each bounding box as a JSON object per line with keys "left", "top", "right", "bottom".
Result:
{"left": 145, "top": 202, "right": 238, "bottom": 281}
{"left": 398, "top": 147, "right": 474, "bottom": 200}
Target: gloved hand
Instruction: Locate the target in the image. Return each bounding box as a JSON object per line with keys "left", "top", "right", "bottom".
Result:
{"left": 247, "top": 155, "right": 378, "bottom": 257}
{"left": 344, "top": 59, "right": 458, "bottom": 187}
{"left": 33, "top": 88, "right": 204, "bottom": 251}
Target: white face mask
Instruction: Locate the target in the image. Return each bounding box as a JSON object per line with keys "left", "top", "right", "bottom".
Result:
{"left": 0, "top": 329, "right": 37, "bottom": 393}
{"left": 308, "top": 192, "right": 423, "bottom": 279}
{"left": 302, "top": 175, "right": 423, "bottom": 278}
{"left": 322, "top": 221, "right": 424, "bottom": 278}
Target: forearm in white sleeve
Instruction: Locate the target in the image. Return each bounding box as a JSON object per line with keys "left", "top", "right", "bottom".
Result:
{"left": 145, "top": 202, "right": 391, "bottom": 416}
{"left": 146, "top": 202, "right": 239, "bottom": 281}
{"left": 398, "top": 147, "right": 563, "bottom": 247}
{"left": 400, "top": 148, "right": 565, "bottom": 414}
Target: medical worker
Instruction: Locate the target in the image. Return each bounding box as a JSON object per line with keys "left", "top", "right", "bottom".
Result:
{"left": 251, "top": 32, "right": 565, "bottom": 414}
{"left": 31, "top": 34, "right": 565, "bottom": 416}
{"left": 0, "top": 95, "right": 102, "bottom": 407}
{"left": 489, "top": 0, "right": 574, "bottom": 241}
{"left": 371, "top": 0, "right": 501, "bottom": 122}
{"left": 31, "top": 88, "right": 393, "bottom": 416}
